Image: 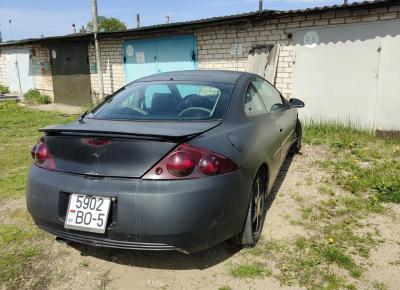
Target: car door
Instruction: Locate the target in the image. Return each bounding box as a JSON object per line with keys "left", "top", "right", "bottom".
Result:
{"left": 252, "top": 78, "right": 297, "bottom": 162}
{"left": 244, "top": 82, "right": 283, "bottom": 183}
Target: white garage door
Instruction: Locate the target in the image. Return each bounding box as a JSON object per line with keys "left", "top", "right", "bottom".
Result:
{"left": 293, "top": 20, "right": 400, "bottom": 130}
{"left": 3, "top": 49, "right": 34, "bottom": 94}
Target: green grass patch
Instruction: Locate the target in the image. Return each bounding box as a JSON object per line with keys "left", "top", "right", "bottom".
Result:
{"left": 304, "top": 121, "right": 400, "bottom": 204}
{"left": 230, "top": 263, "right": 270, "bottom": 279}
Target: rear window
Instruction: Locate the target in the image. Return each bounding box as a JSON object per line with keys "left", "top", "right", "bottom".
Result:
{"left": 91, "top": 81, "right": 234, "bottom": 121}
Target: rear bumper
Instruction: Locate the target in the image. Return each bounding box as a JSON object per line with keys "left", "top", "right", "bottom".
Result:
{"left": 27, "top": 165, "right": 249, "bottom": 253}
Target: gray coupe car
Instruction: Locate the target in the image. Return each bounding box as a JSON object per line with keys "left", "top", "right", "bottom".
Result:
{"left": 27, "top": 70, "right": 304, "bottom": 253}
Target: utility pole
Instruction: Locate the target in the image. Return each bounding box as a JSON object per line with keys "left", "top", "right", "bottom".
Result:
{"left": 92, "top": 0, "right": 104, "bottom": 100}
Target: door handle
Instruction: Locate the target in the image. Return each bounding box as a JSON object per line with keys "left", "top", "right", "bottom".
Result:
{"left": 280, "top": 128, "right": 283, "bottom": 132}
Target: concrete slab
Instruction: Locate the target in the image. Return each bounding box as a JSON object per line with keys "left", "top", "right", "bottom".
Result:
{"left": 25, "top": 103, "right": 84, "bottom": 115}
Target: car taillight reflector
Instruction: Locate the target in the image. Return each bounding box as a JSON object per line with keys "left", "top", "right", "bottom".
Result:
{"left": 31, "top": 139, "right": 56, "bottom": 170}
{"left": 143, "top": 144, "right": 238, "bottom": 180}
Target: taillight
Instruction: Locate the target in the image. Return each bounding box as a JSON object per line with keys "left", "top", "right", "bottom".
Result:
{"left": 143, "top": 144, "right": 238, "bottom": 180}
{"left": 31, "top": 139, "right": 56, "bottom": 170}
{"left": 166, "top": 151, "right": 195, "bottom": 177}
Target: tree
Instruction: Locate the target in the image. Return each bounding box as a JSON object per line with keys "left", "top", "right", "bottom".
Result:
{"left": 80, "top": 16, "right": 127, "bottom": 33}
{"left": 0, "top": 31, "right": 2, "bottom": 42}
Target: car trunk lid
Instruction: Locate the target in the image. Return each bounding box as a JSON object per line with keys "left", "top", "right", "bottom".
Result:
{"left": 40, "top": 119, "right": 220, "bottom": 178}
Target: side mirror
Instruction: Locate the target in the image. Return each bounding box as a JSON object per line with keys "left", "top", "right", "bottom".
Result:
{"left": 289, "top": 98, "right": 305, "bottom": 108}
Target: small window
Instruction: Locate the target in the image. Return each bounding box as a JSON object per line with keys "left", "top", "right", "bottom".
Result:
{"left": 252, "top": 78, "right": 284, "bottom": 113}
{"left": 244, "top": 84, "right": 266, "bottom": 115}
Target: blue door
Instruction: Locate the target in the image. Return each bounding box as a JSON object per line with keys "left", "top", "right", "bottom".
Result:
{"left": 123, "top": 35, "right": 198, "bottom": 83}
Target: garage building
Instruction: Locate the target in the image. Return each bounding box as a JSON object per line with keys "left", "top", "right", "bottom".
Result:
{"left": 0, "top": 0, "right": 399, "bottom": 130}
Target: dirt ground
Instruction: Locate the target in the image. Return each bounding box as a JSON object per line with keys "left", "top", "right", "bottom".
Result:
{"left": 7, "top": 145, "right": 400, "bottom": 290}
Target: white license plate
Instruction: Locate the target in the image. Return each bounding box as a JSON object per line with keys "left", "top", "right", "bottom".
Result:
{"left": 64, "top": 194, "right": 111, "bottom": 234}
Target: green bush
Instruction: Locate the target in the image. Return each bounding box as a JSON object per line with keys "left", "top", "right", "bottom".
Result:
{"left": 23, "top": 89, "right": 51, "bottom": 104}
{"left": 0, "top": 85, "right": 10, "bottom": 94}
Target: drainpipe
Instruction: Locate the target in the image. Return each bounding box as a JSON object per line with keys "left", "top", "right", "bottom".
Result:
{"left": 92, "top": 0, "right": 104, "bottom": 100}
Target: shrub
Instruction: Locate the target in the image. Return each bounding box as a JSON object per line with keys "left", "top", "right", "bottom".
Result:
{"left": 23, "top": 89, "right": 51, "bottom": 104}
{"left": 0, "top": 85, "right": 10, "bottom": 94}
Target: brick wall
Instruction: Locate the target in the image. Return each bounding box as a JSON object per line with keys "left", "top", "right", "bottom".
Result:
{"left": 89, "top": 4, "right": 400, "bottom": 100}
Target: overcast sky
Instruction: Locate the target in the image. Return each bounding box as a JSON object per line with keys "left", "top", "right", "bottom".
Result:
{"left": 0, "top": 0, "right": 351, "bottom": 41}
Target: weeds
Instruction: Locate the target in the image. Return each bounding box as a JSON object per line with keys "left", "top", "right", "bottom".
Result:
{"left": 0, "top": 85, "right": 10, "bottom": 94}
{"left": 230, "top": 263, "right": 270, "bottom": 279}
{"left": 24, "top": 89, "right": 51, "bottom": 104}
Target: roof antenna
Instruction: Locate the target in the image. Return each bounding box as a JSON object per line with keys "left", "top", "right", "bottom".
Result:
{"left": 259, "top": 0, "right": 263, "bottom": 12}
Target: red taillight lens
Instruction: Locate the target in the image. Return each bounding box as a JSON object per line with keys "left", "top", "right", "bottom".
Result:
{"left": 199, "top": 155, "right": 219, "bottom": 175}
{"left": 143, "top": 144, "right": 238, "bottom": 180}
{"left": 166, "top": 151, "right": 195, "bottom": 177}
{"left": 31, "top": 139, "right": 56, "bottom": 170}
{"left": 35, "top": 142, "right": 48, "bottom": 164}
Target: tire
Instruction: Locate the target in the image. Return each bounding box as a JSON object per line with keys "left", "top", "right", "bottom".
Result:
{"left": 233, "top": 169, "right": 268, "bottom": 247}
{"left": 290, "top": 118, "right": 302, "bottom": 155}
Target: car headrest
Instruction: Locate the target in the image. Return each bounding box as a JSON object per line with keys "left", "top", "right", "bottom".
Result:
{"left": 183, "top": 94, "right": 213, "bottom": 109}
{"left": 151, "top": 93, "right": 179, "bottom": 114}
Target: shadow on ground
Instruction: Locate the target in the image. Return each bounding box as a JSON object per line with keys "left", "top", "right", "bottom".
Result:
{"left": 66, "top": 153, "right": 296, "bottom": 270}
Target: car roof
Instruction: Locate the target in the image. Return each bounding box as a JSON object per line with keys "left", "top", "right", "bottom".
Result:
{"left": 133, "top": 70, "right": 254, "bottom": 84}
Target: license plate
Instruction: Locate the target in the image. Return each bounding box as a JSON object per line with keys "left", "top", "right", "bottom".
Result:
{"left": 64, "top": 194, "right": 111, "bottom": 234}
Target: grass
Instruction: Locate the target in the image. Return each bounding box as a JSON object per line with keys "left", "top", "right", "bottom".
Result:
{"left": 0, "top": 102, "right": 75, "bottom": 289}
{"left": 303, "top": 120, "right": 400, "bottom": 204}
{"left": 230, "top": 263, "right": 271, "bottom": 279}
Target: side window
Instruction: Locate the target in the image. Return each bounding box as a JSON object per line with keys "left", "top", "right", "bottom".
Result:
{"left": 252, "top": 78, "right": 284, "bottom": 113}
{"left": 244, "top": 84, "right": 266, "bottom": 115}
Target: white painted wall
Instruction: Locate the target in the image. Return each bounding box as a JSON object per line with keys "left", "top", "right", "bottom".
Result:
{"left": 3, "top": 49, "right": 34, "bottom": 94}
{"left": 292, "top": 20, "right": 400, "bottom": 130}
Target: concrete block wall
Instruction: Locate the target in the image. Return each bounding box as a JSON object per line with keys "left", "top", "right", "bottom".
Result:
{"left": 0, "top": 52, "right": 7, "bottom": 86}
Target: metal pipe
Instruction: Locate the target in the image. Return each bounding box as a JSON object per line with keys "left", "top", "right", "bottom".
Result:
{"left": 92, "top": 0, "right": 104, "bottom": 100}
{"left": 136, "top": 14, "right": 140, "bottom": 28}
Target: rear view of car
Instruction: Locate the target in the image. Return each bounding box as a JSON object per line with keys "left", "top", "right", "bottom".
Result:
{"left": 27, "top": 70, "right": 303, "bottom": 253}
{"left": 27, "top": 73, "right": 247, "bottom": 253}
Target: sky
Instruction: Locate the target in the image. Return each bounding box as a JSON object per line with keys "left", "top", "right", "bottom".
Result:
{"left": 0, "top": 0, "right": 353, "bottom": 41}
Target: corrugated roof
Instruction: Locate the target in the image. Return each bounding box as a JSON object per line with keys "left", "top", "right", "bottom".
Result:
{"left": 0, "top": 0, "right": 394, "bottom": 46}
